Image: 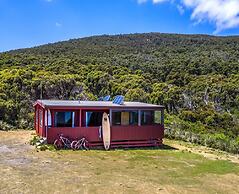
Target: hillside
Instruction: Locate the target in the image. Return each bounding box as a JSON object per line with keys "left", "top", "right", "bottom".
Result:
{"left": 0, "top": 33, "right": 238, "bottom": 153}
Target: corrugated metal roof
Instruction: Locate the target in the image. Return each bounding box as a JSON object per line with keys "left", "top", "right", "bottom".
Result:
{"left": 35, "top": 100, "right": 164, "bottom": 109}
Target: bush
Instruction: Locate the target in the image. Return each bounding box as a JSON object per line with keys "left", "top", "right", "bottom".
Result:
{"left": 179, "top": 111, "right": 197, "bottom": 122}
{"left": 214, "top": 134, "right": 229, "bottom": 150}
{"left": 29, "top": 135, "right": 53, "bottom": 151}
{"left": 30, "top": 135, "right": 41, "bottom": 146}
{"left": 165, "top": 117, "right": 239, "bottom": 154}
{"left": 0, "top": 121, "right": 14, "bottom": 131}
{"left": 227, "top": 140, "right": 239, "bottom": 154}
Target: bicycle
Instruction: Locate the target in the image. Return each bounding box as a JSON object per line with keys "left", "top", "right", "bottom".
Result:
{"left": 71, "top": 137, "right": 89, "bottom": 150}
{"left": 54, "top": 134, "right": 72, "bottom": 150}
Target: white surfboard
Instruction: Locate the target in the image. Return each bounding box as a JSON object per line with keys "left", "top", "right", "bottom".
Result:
{"left": 102, "top": 112, "right": 111, "bottom": 150}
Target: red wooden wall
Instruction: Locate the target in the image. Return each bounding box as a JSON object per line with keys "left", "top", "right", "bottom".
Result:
{"left": 46, "top": 125, "right": 164, "bottom": 146}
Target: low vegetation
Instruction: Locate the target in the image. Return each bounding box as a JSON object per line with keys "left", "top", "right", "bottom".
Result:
{"left": 165, "top": 114, "right": 239, "bottom": 154}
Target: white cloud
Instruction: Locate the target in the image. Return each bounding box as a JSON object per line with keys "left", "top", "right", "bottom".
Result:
{"left": 153, "top": 0, "right": 169, "bottom": 3}
{"left": 177, "top": 4, "right": 185, "bottom": 15}
{"left": 137, "top": 0, "right": 239, "bottom": 33}
{"left": 55, "top": 22, "right": 62, "bottom": 27}
{"left": 138, "top": 0, "right": 168, "bottom": 4}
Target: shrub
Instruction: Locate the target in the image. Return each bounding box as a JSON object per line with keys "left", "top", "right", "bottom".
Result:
{"left": 179, "top": 111, "right": 197, "bottom": 122}
{"left": 30, "top": 135, "right": 41, "bottom": 145}
{"left": 0, "top": 121, "right": 14, "bottom": 131}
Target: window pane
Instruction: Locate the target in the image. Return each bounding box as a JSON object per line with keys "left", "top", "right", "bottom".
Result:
{"left": 39, "top": 110, "right": 43, "bottom": 127}
{"left": 154, "top": 111, "right": 161, "bottom": 124}
{"left": 65, "top": 112, "right": 72, "bottom": 126}
{"left": 55, "top": 112, "right": 73, "bottom": 127}
{"left": 112, "top": 111, "right": 138, "bottom": 126}
{"left": 36, "top": 109, "right": 38, "bottom": 124}
{"left": 121, "top": 112, "right": 129, "bottom": 125}
{"left": 129, "top": 111, "right": 138, "bottom": 125}
{"left": 112, "top": 111, "right": 121, "bottom": 125}
{"left": 141, "top": 111, "right": 154, "bottom": 125}
{"left": 86, "top": 111, "right": 104, "bottom": 127}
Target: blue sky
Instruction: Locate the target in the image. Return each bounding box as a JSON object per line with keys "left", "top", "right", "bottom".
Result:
{"left": 1, "top": 0, "right": 239, "bottom": 52}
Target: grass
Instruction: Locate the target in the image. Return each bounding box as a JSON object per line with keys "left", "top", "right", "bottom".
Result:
{"left": 55, "top": 149, "right": 239, "bottom": 193}
{"left": 0, "top": 130, "right": 239, "bottom": 194}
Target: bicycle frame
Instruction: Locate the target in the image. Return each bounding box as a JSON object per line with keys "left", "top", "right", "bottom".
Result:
{"left": 71, "top": 137, "right": 89, "bottom": 150}
{"left": 54, "top": 134, "right": 72, "bottom": 149}
{"left": 60, "top": 136, "right": 71, "bottom": 148}
{"left": 54, "top": 134, "right": 89, "bottom": 150}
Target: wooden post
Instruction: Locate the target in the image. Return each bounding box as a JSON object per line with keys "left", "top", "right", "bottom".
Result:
{"left": 34, "top": 107, "right": 36, "bottom": 131}
{"left": 109, "top": 109, "right": 112, "bottom": 126}
{"left": 161, "top": 109, "right": 164, "bottom": 126}
{"left": 46, "top": 109, "right": 48, "bottom": 139}
{"left": 138, "top": 110, "right": 141, "bottom": 126}
{"left": 42, "top": 108, "right": 45, "bottom": 137}
{"left": 79, "top": 109, "right": 82, "bottom": 127}
{"left": 52, "top": 110, "right": 55, "bottom": 128}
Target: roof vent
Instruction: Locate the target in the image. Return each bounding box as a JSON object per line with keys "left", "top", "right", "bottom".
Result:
{"left": 112, "top": 95, "right": 124, "bottom": 105}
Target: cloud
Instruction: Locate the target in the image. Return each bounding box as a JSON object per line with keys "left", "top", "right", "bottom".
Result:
{"left": 138, "top": 0, "right": 168, "bottom": 4}
{"left": 137, "top": 0, "right": 239, "bottom": 33}
{"left": 177, "top": 4, "right": 185, "bottom": 15}
{"left": 45, "top": 0, "right": 53, "bottom": 2}
{"left": 55, "top": 22, "right": 62, "bottom": 27}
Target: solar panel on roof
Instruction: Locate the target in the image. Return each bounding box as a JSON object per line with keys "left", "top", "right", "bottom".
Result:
{"left": 98, "top": 95, "right": 111, "bottom": 101}
{"left": 103, "top": 95, "right": 111, "bottom": 101}
{"left": 112, "top": 95, "right": 124, "bottom": 105}
{"left": 98, "top": 97, "right": 103, "bottom": 101}
{"left": 112, "top": 96, "right": 119, "bottom": 103}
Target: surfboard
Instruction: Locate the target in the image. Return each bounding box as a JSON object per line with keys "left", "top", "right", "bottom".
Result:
{"left": 102, "top": 112, "right": 111, "bottom": 150}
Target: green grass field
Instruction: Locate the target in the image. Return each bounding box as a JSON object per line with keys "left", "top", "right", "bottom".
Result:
{"left": 0, "top": 131, "right": 238, "bottom": 194}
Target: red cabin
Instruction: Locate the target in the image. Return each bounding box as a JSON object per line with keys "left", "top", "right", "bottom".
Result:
{"left": 34, "top": 100, "right": 165, "bottom": 148}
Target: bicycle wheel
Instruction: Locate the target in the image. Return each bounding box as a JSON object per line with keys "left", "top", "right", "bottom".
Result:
{"left": 54, "top": 139, "right": 63, "bottom": 150}
{"left": 83, "top": 140, "right": 89, "bottom": 150}
{"left": 71, "top": 140, "right": 78, "bottom": 150}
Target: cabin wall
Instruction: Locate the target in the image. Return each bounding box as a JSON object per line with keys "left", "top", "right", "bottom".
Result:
{"left": 111, "top": 125, "right": 164, "bottom": 141}
{"left": 34, "top": 105, "right": 45, "bottom": 137}
{"left": 46, "top": 125, "right": 164, "bottom": 145}
{"left": 47, "top": 127, "right": 100, "bottom": 143}
{"left": 34, "top": 106, "right": 38, "bottom": 135}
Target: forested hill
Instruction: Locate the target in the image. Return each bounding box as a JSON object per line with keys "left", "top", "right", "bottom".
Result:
{"left": 0, "top": 33, "right": 239, "bottom": 153}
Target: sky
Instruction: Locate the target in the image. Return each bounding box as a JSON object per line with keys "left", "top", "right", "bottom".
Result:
{"left": 1, "top": 0, "right": 239, "bottom": 52}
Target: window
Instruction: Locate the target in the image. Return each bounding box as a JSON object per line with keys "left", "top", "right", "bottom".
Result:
{"left": 112, "top": 111, "right": 138, "bottom": 126}
{"left": 85, "top": 111, "right": 104, "bottom": 127}
{"left": 36, "top": 109, "right": 38, "bottom": 124}
{"left": 112, "top": 111, "right": 121, "bottom": 125}
{"left": 129, "top": 111, "right": 138, "bottom": 125}
{"left": 141, "top": 111, "right": 154, "bottom": 125}
{"left": 54, "top": 112, "right": 75, "bottom": 127}
{"left": 141, "top": 110, "right": 162, "bottom": 125}
{"left": 154, "top": 111, "right": 162, "bottom": 124}
{"left": 45, "top": 110, "right": 52, "bottom": 127}
{"left": 39, "top": 110, "right": 43, "bottom": 127}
